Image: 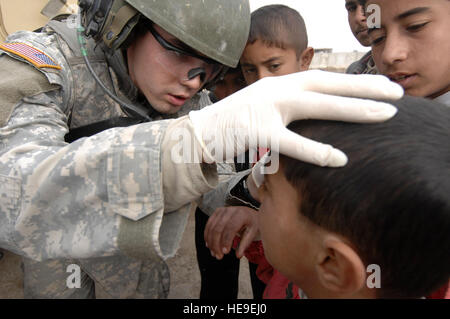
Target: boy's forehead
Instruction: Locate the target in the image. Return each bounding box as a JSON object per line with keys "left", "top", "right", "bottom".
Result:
{"left": 366, "top": 0, "right": 440, "bottom": 20}
{"left": 241, "top": 41, "right": 297, "bottom": 62}
{"left": 366, "top": 0, "right": 436, "bottom": 7}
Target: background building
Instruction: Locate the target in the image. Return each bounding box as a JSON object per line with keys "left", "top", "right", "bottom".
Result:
{"left": 311, "top": 49, "right": 368, "bottom": 73}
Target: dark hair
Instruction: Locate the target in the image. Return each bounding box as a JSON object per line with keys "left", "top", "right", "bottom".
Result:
{"left": 248, "top": 5, "right": 308, "bottom": 59}
{"left": 281, "top": 96, "right": 450, "bottom": 298}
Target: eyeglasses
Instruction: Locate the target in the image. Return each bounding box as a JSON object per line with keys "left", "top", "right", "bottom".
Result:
{"left": 147, "top": 23, "right": 223, "bottom": 83}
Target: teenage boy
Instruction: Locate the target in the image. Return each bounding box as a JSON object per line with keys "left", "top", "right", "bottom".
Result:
{"left": 367, "top": 0, "right": 450, "bottom": 103}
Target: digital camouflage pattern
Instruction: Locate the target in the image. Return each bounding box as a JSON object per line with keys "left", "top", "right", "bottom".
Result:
{"left": 0, "top": 19, "right": 213, "bottom": 298}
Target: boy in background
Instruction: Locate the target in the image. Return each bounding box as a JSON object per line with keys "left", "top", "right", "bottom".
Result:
{"left": 345, "top": 0, "right": 378, "bottom": 74}
{"left": 208, "top": 67, "right": 246, "bottom": 103}
{"left": 239, "top": 5, "right": 314, "bottom": 85}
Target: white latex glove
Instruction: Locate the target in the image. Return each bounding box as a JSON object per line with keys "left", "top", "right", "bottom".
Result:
{"left": 189, "top": 70, "right": 403, "bottom": 167}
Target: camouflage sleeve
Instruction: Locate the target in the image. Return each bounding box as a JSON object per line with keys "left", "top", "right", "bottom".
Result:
{"left": 0, "top": 79, "right": 218, "bottom": 263}
{"left": 198, "top": 168, "right": 254, "bottom": 216}
{"left": 118, "top": 116, "right": 219, "bottom": 260}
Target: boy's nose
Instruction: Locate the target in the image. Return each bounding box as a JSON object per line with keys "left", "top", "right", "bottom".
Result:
{"left": 257, "top": 69, "right": 273, "bottom": 81}
{"left": 381, "top": 32, "right": 408, "bottom": 66}
{"left": 356, "top": 5, "right": 367, "bottom": 24}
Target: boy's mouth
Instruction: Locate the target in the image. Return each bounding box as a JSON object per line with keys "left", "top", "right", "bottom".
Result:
{"left": 388, "top": 73, "right": 417, "bottom": 88}
{"left": 356, "top": 28, "right": 368, "bottom": 36}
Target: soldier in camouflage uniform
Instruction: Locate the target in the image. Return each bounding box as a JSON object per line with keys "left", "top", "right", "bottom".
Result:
{"left": 0, "top": 0, "right": 249, "bottom": 298}
{"left": 0, "top": 0, "right": 403, "bottom": 298}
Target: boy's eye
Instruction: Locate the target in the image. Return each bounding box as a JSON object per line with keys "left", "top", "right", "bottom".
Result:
{"left": 369, "top": 30, "right": 385, "bottom": 46}
{"left": 406, "top": 22, "right": 429, "bottom": 32}
{"left": 269, "top": 64, "right": 281, "bottom": 72}
{"left": 345, "top": 4, "right": 357, "bottom": 12}
{"left": 243, "top": 68, "right": 255, "bottom": 74}
{"left": 371, "top": 35, "right": 385, "bottom": 46}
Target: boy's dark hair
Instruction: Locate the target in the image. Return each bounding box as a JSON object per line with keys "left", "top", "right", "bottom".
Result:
{"left": 248, "top": 5, "right": 308, "bottom": 59}
{"left": 281, "top": 96, "right": 450, "bottom": 298}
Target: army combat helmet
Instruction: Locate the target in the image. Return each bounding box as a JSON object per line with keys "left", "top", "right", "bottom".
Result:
{"left": 79, "top": 0, "right": 251, "bottom": 68}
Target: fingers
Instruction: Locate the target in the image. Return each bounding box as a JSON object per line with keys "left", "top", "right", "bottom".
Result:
{"left": 290, "top": 70, "right": 404, "bottom": 100}
{"left": 279, "top": 90, "right": 398, "bottom": 124}
{"left": 236, "top": 226, "right": 259, "bottom": 259}
{"left": 204, "top": 208, "right": 231, "bottom": 260}
{"left": 204, "top": 207, "right": 259, "bottom": 260}
{"left": 276, "top": 127, "right": 348, "bottom": 167}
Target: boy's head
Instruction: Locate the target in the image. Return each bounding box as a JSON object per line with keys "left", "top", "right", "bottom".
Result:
{"left": 258, "top": 96, "right": 450, "bottom": 298}
{"left": 240, "top": 5, "right": 314, "bottom": 85}
{"left": 366, "top": 0, "right": 450, "bottom": 99}
{"left": 345, "top": 0, "right": 371, "bottom": 47}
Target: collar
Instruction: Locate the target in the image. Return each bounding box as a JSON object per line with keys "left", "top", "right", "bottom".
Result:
{"left": 434, "top": 91, "right": 450, "bottom": 107}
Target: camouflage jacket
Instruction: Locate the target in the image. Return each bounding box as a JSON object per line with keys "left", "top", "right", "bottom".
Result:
{"left": 0, "top": 20, "right": 217, "bottom": 262}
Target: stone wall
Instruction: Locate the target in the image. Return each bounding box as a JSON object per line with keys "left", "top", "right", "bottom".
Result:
{"left": 310, "top": 51, "right": 368, "bottom": 73}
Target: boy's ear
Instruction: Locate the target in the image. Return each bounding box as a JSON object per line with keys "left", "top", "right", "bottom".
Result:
{"left": 299, "top": 47, "right": 315, "bottom": 71}
{"left": 315, "top": 235, "right": 367, "bottom": 295}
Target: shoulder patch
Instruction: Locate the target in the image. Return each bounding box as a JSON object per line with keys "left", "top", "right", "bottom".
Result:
{"left": 0, "top": 42, "right": 61, "bottom": 70}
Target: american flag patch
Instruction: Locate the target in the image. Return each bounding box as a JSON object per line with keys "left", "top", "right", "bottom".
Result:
{"left": 0, "top": 42, "right": 61, "bottom": 69}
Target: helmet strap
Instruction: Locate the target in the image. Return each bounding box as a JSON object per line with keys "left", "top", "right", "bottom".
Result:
{"left": 102, "top": 3, "right": 140, "bottom": 50}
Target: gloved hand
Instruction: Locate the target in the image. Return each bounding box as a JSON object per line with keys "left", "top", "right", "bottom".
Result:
{"left": 189, "top": 70, "right": 403, "bottom": 167}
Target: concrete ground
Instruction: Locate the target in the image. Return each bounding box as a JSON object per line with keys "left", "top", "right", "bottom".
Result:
{"left": 0, "top": 212, "right": 253, "bottom": 299}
